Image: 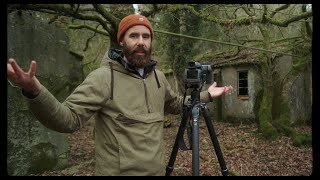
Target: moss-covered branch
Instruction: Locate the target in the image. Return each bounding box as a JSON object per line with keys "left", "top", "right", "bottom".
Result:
{"left": 269, "top": 4, "right": 291, "bottom": 18}
{"left": 140, "top": 4, "right": 164, "bottom": 17}
{"left": 265, "top": 11, "right": 312, "bottom": 27}
{"left": 9, "top": 4, "right": 112, "bottom": 34}
{"left": 241, "top": 6, "right": 255, "bottom": 16}
{"left": 10, "top": 4, "right": 104, "bottom": 23}
{"left": 270, "top": 36, "right": 303, "bottom": 43}
{"left": 92, "top": 4, "right": 119, "bottom": 30}
{"left": 159, "top": 4, "right": 312, "bottom": 28}
{"left": 154, "top": 29, "right": 302, "bottom": 58}
{"left": 68, "top": 24, "right": 109, "bottom": 36}
{"left": 302, "top": 5, "right": 312, "bottom": 38}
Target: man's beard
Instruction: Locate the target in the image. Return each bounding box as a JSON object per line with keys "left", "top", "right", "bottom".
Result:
{"left": 122, "top": 42, "right": 152, "bottom": 68}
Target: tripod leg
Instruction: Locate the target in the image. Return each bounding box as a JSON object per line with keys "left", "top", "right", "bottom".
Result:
{"left": 202, "top": 106, "right": 230, "bottom": 176}
{"left": 166, "top": 106, "right": 190, "bottom": 176}
{"left": 191, "top": 105, "right": 200, "bottom": 176}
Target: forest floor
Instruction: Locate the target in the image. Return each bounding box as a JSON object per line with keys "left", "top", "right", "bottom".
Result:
{"left": 39, "top": 117, "right": 312, "bottom": 176}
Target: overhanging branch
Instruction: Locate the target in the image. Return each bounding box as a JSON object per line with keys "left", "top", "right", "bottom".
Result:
{"left": 154, "top": 29, "right": 302, "bottom": 58}
{"left": 9, "top": 4, "right": 111, "bottom": 33}
{"left": 265, "top": 11, "right": 312, "bottom": 27}
{"left": 68, "top": 24, "right": 109, "bottom": 36}
{"left": 159, "top": 4, "right": 312, "bottom": 28}
{"left": 92, "top": 4, "right": 118, "bottom": 30}
{"left": 270, "top": 4, "right": 291, "bottom": 18}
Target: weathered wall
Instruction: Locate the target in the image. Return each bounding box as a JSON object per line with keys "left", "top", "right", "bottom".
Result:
{"left": 213, "top": 65, "right": 262, "bottom": 123}
{"left": 276, "top": 55, "right": 312, "bottom": 124}
{"left": 7, "top": 11, "right": 83, "bottom": 175}
{"left": 289, "top": 72, "right": 311, "bottom": 124}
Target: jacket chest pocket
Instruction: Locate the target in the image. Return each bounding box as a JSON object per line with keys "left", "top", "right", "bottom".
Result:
{"left": 114, "top": 112, "right": 165, "bottom": 175}
{"left": 115, "top": 112, "right": 163, "bottom": 126}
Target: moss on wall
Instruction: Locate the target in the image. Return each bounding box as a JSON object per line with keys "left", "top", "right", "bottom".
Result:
{"left": 7, "top": 11, "right": 73, "bottom": 175}
{"left": 275, "top": 95, "right": 311, "bottom": 147}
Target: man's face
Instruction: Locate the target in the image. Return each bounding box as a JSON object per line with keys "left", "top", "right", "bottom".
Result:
{"left": 120, "top": 25, "right": 152, "bottom": 68}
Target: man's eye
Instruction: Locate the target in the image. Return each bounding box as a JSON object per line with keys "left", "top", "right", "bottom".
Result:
{"left": 143, "top": 35, "right": 150, "bottom": 39}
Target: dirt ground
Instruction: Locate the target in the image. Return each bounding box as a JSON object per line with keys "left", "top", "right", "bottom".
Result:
{"left": 39, "top": 118, "right": 312, "bottom": 176}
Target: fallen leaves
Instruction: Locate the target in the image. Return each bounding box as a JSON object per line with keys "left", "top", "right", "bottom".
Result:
{"left": 39, "top": 118, "right": 312, "bottom": 176}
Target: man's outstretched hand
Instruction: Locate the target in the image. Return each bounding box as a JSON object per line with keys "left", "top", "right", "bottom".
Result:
{"left": 7, "top": 58, "right": 41, "bottom": 97}
{"left": 208, "top": 82, "right": 233, "bottom": 98}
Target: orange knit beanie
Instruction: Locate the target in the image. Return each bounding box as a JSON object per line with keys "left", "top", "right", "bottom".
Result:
{"left": 117, "top": 14, "right": 154, "bottom": 44}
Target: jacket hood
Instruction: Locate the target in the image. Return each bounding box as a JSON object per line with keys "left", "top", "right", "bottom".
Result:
{"left": 107, "top": 48, "right": 157, "bottom": 78}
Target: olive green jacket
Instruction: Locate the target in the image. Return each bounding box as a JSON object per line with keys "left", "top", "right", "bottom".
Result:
{"left": 26, "top": 49, "right": 210, "bottom": 176}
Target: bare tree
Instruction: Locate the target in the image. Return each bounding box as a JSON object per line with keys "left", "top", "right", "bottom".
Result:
{"left": 7, "top": 4, "right": 162, "bottom": 48}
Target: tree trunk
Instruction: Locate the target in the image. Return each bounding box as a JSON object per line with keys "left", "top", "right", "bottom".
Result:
{"left": 258, "top": 60, "right": 278, "bottom": 139}
{"left": 256, "top": 24, "right": 278, "bottom": 139}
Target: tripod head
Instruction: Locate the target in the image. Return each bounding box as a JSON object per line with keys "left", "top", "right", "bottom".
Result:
{"left": 184, "top": 61, "right": 212, "bottom": 89}
{"left": 183, "top": 61, "right": 213, "bottom": 106}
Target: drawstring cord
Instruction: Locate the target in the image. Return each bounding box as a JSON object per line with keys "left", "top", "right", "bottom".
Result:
{"left": 109, "top": 62, "right": 114, "bottom": 100}
{"left": 153, "top": 70, "right": 161, "bottom": 88}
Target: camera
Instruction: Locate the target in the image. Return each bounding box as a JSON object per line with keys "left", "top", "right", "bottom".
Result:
{"left": 184, "top": 61, "right": 212, "bottom": 88}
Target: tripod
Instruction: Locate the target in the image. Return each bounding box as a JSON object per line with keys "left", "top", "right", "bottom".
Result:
{"left": 165, "top": 86, "right": 229, "bottom": 176}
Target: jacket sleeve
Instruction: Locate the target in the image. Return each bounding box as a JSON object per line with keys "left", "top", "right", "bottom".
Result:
{"left": 25, "top": 68, "right": 110, "bottom": 133}
{"left": 162, "top": 72, "right": 211, "bottom": 115}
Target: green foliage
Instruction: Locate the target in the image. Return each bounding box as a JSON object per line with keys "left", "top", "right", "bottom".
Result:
{"left": 292, "top": 133, "right": 312, "bottom": 147}
{"left": 163, "top": 114, "right": 179, "bottom": 128}
{"left": 162, "top": 12, "right": 183, "bottom": 75}
{"left": 54, "top": 152, "right": 69, "bottom": 170}
{"left": 108, "top": 4, "right": 134, "bottom": 19}
{"left": 276, "top": 97, "right": 293, "bottom": 131}
{"left": 276, "top": 125, "right": 311, "bottom": 148}
{"left": 162, "top": 68, "right": 173, "bottom": 75}
{"left": 229, "top": 170, "right": 241, "bottom": 176}
{"left": 259, "top": 120, "right": 278, "bottom": 140}
{"left": 158, "top": 5, "right": 202, "bottom": 78}
{"left": 291, "top": 38, "right": 311, "bottom": 75}
{"left": 28, "top": 143, "right": 58, "bottom": 174}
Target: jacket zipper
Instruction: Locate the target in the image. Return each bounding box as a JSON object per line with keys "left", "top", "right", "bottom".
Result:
{"left": 143, "top": 79, "right": 151, "bottom": 113}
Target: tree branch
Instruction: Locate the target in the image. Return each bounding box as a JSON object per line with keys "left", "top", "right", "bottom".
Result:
{"left": 9, "top": 4, "right": 112, "bottom": 33}
{"left": 241, "top": 6, "right": 255, "bottom": 16}
{"left": 48, "top": 14, "right": 59, "bottom": 24}
{"left": 92, "top": 4, "right": 118, "bottom": 30}
{"left": 269, "top": 4, "right": 290, "bottom": 18}
{"left": 140, "top": 4, "right": 164, "bottom": 17}
{"left": 302, "top": 5, "right": 312, "bottom": 38}
{"left": 68, "top": 24, "right": 109, "bottom": 36}
{"left": 265, "top": 11, "right": 312, "bottom": 27}
{"left": 164, "top": 4, "right": 312, "bottom": 28}
{"left": 154, "top": 29, "right": 302, "bottom": 58}
{"left": 83, "top": 27, "right": 97, "bottom": 51}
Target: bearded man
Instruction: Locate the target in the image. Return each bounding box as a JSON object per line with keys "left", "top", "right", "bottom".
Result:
{"left": 7, "top": 14, "right": 233, "bottom": 175}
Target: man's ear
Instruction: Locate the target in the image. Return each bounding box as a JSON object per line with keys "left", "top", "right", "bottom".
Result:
{"left": 120, "top": 41, "right": 123, "bottom": 46}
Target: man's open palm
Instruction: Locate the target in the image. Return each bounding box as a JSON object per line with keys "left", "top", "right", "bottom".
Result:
{"left": 208, "top": 82, "right": 233, "bottom": 98}
{"left": 7, "top": 58, "right": 41, "bottom": 97}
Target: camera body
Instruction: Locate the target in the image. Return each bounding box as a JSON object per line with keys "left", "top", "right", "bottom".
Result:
{"left": 184, "top": 61, "right": 212, "bottom": 88}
